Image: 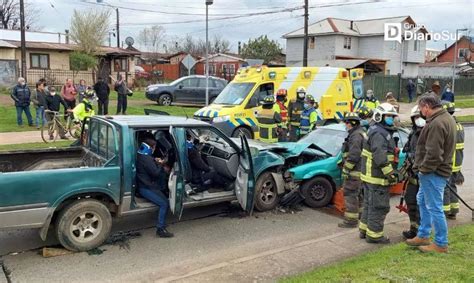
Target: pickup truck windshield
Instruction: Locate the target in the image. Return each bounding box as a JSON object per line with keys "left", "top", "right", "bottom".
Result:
{"left": 213, "top": 82, "right": 255, "bottom": 105}
{"left": 299, "top": 128, "right": 347, "bottom": 156}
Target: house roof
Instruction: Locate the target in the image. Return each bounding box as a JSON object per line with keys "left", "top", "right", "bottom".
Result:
{"left": 432, "top": 36, "right": 473, "bottom": 62}
{"left": 283, "top": 16, "right": 416, "bottom": 38}
{"left": 0, "top": 39, "right": 17, "bottom": 48}
{"left": 420, "top": 61, "right": 470, "bottom": 67}
{"left": 197, "top": 53, "right": 245, "bottom": 63}
{"left": 2, "top": 40, "right": 140, "bottom": 56}
{"left": 139, "top": 51, "right": 172, "bottom": 60}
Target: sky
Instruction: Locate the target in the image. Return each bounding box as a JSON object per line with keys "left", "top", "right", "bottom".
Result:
{"left": 34, "top": 0, "right": 473, "bottom": 52}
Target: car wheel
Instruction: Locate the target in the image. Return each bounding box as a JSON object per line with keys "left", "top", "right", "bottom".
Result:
{"left": 158, "top": 94, "right": 172, "bottom": 106}
{"left": 254, "top": 172, "right": 280, "bottom": 211}
{"left": 231, "top": 127, "right": 253, "bottom": 139}
{"left": 301, "top": 176, "right": 334, "bottom": 208}
{"left": 55, "top": 199, "right": 112, "bottom": 252}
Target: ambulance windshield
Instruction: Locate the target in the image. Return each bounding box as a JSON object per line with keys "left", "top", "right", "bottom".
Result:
{"left": 213, "top": 82, "right": 256, "bottom": 105}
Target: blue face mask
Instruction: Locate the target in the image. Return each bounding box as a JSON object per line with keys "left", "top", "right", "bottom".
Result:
{"left": 304, "top": 103, "right": 311, "bottom": 110}
{"left": 137, "top": 143, "right": 153, "bottom": 155}
{"left": 186, "top": 140, "right": 194, "bottom": 149}
{"left": 361, "top": 120, "right": 369, "bottom": 127}
{"left": 384, "top": 116, "right": 394, "bottom": 126}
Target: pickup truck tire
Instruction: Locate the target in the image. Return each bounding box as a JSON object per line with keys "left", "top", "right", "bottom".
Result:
{"left": 231, "top": 127, "right": 253, "bottom": 139}
{"left": 254, "top": 172, "right": 280, "bottom": 211}
{"left": 158, "top": 93, "right": 172, "bottom": 106}
{"left": 55, "top": 199, "right": 112, "bottom": 252}
{"left": 301, "top": 177, "right": 334, "bottom": 208}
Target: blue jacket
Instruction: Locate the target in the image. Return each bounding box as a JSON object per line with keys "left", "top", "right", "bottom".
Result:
{"left": 11, "top": 84, "right": 32, "bottom": 107}
{"left": 441, "top": 91, "right": 454, "bottom": 103}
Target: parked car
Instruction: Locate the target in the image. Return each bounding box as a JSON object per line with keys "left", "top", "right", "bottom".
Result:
{"left": 146, "top": 75, "right": 227, "bottom": 106}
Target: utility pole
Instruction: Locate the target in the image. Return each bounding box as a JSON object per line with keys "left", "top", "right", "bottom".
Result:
{"left": 20, "top": 0, "right": 27, "bottom": 80}
{"left": 303, "top": 0, "right": 309, "bottom": 67}
{"left": 116, "top": 8, "right": 120, "bottom": 48}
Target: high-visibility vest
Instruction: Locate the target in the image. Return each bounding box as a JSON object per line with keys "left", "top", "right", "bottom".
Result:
{"left": 257, "top": 105, "right": 279, "bottom": 143}
{"left": 288, "top": 99, "right": 304, "bottom": 127}
{"left": 452, "top": 122, "right": 464, "bottom": 172}
{"left": 276, "top": 101, "right": 288, "bottom": 129}
{"left": 300, "top": 108, "right": 316, "bottom": 135}
{"left": 365, "top": 98, "right": 380, "bottom": 110}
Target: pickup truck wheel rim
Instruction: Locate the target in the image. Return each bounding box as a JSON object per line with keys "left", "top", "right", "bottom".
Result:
{"left": 70, "top": 212, "right": 103, "bottom": 243}
{"left": 310, "top": 184, "right": 325, "bottom": 201}
{"left": 260, "top": 180, "right": 276, "bottom": 204}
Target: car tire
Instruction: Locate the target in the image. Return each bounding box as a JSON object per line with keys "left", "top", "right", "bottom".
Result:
{"left": 254, "top": 172, "right": 280, "bottom": 211}
{"left": 300, "top": 176, "right": 334, "bottom": 208}
{"left": 232, "top": 127, "right": 253, "bottom": 139}
{"left": 55, "top": 199, "right": 112, "bottom": 252}
{"left": 158, "top": 93, "right": 172, "bottom": 106}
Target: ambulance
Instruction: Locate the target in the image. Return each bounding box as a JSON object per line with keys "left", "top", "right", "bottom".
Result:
{"left": 194, "top": 66, "right": 365, "bottom": 139}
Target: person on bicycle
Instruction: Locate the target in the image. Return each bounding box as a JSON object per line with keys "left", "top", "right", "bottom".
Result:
{"left": 45, "top": 86, "right": 68, "bottom": 140}
{"left": 73, "top": 88, "right": 96, "bottom": 122}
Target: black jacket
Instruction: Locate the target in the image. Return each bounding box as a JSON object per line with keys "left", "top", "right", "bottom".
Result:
{"left": 11, "top": 84, "right": 31, "bottom": 107}
{"left": 45, "top": 94, "right": 68, "bottom": 112}
{"left": 342, "top": 125, "right": 367, "bottom": 176}
{"left": 188, "top": 146, "right": 210, "bottom": 184}
{"left": 136, "top": 154, "right": 165, "bottom": 191}
{"left": 93, "top": 81, "right": 110, "bottom": 102}
{"left": 32, "top": 89, "right": 47, "bottom": 107}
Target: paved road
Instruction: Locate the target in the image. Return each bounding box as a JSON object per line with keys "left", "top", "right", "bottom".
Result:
{"left": 1, "top": 128, "right": 473, "bottom": 282}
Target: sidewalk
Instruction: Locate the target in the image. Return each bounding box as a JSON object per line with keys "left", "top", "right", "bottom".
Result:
{"left": 0, "top": 131, "right": 43, "bottom": 146}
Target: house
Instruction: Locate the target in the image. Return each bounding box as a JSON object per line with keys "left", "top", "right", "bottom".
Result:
{"left": 432, "top": 36, "right": 472, "bottom": 63}
{"left": 0, "top": 30, "right": 140, "bottom": 87}
{"left": 425, "top": 48, "right": 441, "bottom": 62}
{"left": 283, "top": 16, "right": 427, "bottom": 77}
{"left": 196, "top": 53, "right": 247, "bottom": 81}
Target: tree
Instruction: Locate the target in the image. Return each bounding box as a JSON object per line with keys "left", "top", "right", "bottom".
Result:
{"left": 70, "top": 9, "right": 111, "bottom": 55}
{"left": 0, "top": 0, "right": 40, "bottom": 30}
{"left": 240, "top": 35, "right": 282, "bottom": 64}
{"left": 70, "top": 51, "right": 97, "bottom": 73}
{"left": 168, "top": 34, "right": 231, "bottom": 56}
{"left": 137, "top": 25, "right": 166, "bottom": 53}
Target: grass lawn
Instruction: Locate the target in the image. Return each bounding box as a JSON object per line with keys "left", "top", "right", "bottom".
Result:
{"left": 0, "top": 141, "right": 72, "bottom": 151}
{"left": 457, "top": 115, "right": 474, "bottom": 123}
{"left": 283, "top": 224, "right": 474, "bottom": 282}
{"left": 455, "top": 99, "right": 474, "bottom": 109}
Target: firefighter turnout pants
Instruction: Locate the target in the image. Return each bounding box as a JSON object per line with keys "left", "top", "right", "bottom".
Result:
{"left": 359, "top": 183, "right": 391, "bottom": 240}
{"left": 288, "top": 124, "right": 300, "bottom": 142}
{"left": 443, "top": 174, "right": 460, "bottom": 216}
{"left": 343, "top": 177, "right": 363, "bottom": 223}
{"left": 405, "top": 178, "right": 420, "bottom": 231}
{"left": 277, "top": 127, "right": 288, "bottom": 142}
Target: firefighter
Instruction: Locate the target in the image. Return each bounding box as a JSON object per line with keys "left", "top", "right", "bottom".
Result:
{"left": 357, "top": 105, "right": 373, "bottom": 130}
{"left": 338, "top": 112, "right": 367, "bottom": 228}
{"left": 442, "top": 101, "right": 464, "bottom": 220}
{"left": 401, "top": 105, "right": 425, "bottom": 239}
{"left": 364, "top": 89, "right": 380, "bottom": 110}
{"left": 299, "top": 94, "right": 318, "bottom": 137}
{"left": 359, "top": 103, "right": 399, "bottom": 244}
{"left": 256, "top": 95, "right": 281, "bottom": 143}
{"left": 275, "top": 89, "right": 289, "bottom": 142}
{"left": 288, "top": 86, "right": 306, "bottom": 141}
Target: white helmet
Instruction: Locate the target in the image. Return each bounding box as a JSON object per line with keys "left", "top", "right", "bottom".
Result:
{"left": 410, "top": 105, "right": 421, "bottom": 118}
{"left": 297, "top": 86, "right": 306, "bottom": 93}
{"left": 296, "top": 86, "right": 306, "bottom": 99}
{"left": 373, "top": 102, "right": 398, "bottom": 122}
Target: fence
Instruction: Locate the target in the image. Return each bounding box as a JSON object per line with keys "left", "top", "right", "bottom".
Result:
{"left": 27, "top": 69, "right": 95, "bottom": 87}
{"left": 363, "top": 74, "right": 474, "bottom": 102}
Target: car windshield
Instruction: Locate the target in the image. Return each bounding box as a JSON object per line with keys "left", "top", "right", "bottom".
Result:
{"left": 213, "top": 82, "right": 255, "bottom": 105}
{"left": 298, "top": 127, "right": 348, "bottom": 156}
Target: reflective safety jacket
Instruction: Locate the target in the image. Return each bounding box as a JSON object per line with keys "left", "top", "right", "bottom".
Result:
{"left": 257, "top": 104, "right": 281, "bottom": 143}
{"left": 73, "top": 99, "right": 95, "bottom": 121}
{"left": 288, "top": 99, "right": 304, "bottom": 127}
{"left": 452, "top": 121, "right": 464, "bottom": 172}
{"left": 342, "top": 125, "right": 367, "bottom": 178}
{"left": 364, "top": 97, "right": 380, "bottom": 110}
{"left": 402, "top": 126, "right": 422, "bottom": 184}
{"left": 360, "top": 123, "right": 396, "bottom": 186}
{"left": 300, "top": 107, "right": 317, "bottom": 135}
{"left": 276, "top": 101, "right": 288, "bottom": 129}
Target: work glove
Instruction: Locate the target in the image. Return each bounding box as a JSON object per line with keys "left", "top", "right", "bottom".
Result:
{"left": 387, "top": 172, "right": 399, "bottom": 185}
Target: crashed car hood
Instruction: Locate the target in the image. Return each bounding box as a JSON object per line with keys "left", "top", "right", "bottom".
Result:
{"left": 231, "top": 138, "right": 325, "bottom": 158}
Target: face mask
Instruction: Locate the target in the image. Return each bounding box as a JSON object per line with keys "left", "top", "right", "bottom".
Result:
{"left": 446, "top": 88, "right": 451, "bottom": 92}
{"left": 186, "top": 140, "right": 194, "bottom": 149}
{"left": 20, "top": 82, "right": 26, "bottom": 86}
{"left": 361, "top": 120, "right": 369, "bottom": 127}
{"left": 384, "top": 116, "right": 394, "bottom": 126}
{"left": 138, "top": 143, "right": 153, "bottom": 155}
{"left": 415, "top": 117, "right": 426, "bottom": 128}
{"left": 304, "top": 103, "right": 311, "bottom": 110}
{"left": 276, "top": 96, "right": 285, "bottom": 102}
{"left": 297, "top": 93, "right": 305, "bottom": 99}
{"left": 50, "top": 92, "right": 56, "bottom": 96}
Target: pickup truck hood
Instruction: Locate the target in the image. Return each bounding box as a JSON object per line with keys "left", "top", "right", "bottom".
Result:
{"left": 194, "top": 104, "right": 237, "bottom": 118}
{"left": 232, "top": 138, "right": 322, "bottom": 158}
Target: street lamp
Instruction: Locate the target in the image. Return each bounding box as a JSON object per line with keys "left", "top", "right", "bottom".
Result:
{"left": 452, "top": 28, "right": 468, "bottom": 93}
{"left": 205, "top": 0, "right": 213, "bottom": 106}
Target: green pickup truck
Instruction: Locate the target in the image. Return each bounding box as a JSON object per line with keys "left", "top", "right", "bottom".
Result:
{"left": 0, "top": 115, "right": 259, "bottom": 251}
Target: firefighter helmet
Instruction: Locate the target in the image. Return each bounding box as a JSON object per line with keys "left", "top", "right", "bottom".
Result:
{"left": 305, "top": 94, "right": 315, "bottom": 104}
{"left": 373, "top": 102, "right": 398, "bottom": 123}
{"left": 442, "top": 101, "right": 456, "bottom": 114}
{"left": 276, "top": 89, "right": 288, "bottom": 97}
{"left": 357, "top": 106, "right": 373, "bottom": 120}
{"left": 343, "top": 112, "right": 361, "bottom": 123}
{"left": 261, "top": 95, "right": 275, "bottom": 106}
{"left": 296, "top": 86, "right": 306, "bottom": 93}
{"left": 410, "top": 105, "right": 421, "bottom": 118}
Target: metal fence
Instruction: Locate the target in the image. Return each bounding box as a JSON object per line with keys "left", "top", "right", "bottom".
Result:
{"left": 363, "top": 74, "right": 474, "bottom": 102}
{"left": 27, "top": 69, "right": 95, "bottom": 88}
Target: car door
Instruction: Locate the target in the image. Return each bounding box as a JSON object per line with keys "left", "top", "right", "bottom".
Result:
{"left": 197, "top": 78, "right": 208, "bottom": 105}
{"left": 182, "top": 78, "right": 200, "bottom": 104}
{"left": 235, "top": 135, "right": 256, "bottom": 213}
{"left": 168, "top": 126, "right": 188, "bottom": 218}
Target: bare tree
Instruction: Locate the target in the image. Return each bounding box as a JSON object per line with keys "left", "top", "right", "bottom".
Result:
{"left": 70, "top": 9, "right": 111, "bottom": 55}
{"left": 137, "top": 25, "right": 166, "bottom": 53}
{"left": 0, "top": 0, "right": 41, "bottom": 30}
{"left": 169, "top": 34, "right": 231, "bottom": 56}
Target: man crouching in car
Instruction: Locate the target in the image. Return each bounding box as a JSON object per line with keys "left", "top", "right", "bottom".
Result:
{"left": 136, "top": 138, "right": 174, "bottom": 238}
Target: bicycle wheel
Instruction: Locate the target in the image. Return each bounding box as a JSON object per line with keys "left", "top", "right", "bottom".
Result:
{"left": 67, "top": 118, "right": 82, "bottom": 139}
{"left": 42, "top": 118, "right": 58, "bottom": 143}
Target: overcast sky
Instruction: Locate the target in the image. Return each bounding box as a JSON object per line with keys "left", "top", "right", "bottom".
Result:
{"left": 35, "top": 0, "right": 473, "bottom": 52}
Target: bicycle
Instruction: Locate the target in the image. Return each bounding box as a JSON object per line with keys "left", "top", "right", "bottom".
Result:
{"left": 41, "top": 110, "right": 82, "bottom": 143}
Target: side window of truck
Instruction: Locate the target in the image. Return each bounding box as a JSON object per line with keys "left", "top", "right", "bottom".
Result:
{"left": 88, "top": 120, "right": 118, "bottom": 164}
{"left": 246, "top": 82, "right": 274, "bottom": 109}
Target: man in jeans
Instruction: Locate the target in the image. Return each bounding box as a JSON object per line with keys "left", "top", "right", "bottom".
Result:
{"left": 11, "top": 77, "right": 33, "bottom": 127}
{"left": 32, "top": 79, "right": 48, "bottom": 129}
{"left": 61, "top": 78, "right": 77, "bottom": 115}
{"left": 406, "top": 93, "right": 456, "bottom": 253}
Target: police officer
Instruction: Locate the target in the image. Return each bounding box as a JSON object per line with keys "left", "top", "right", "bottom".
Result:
{"left": 338, "top": 112, "right": 367, "bottom": 228}
{"left": 357, "top": 105, "right": 373, "bottom": 130}
{"left": 401, "top": 105, "right": 425, "bottom": 239}
{"left": 257, "top": 95, "right": 281, "bottom": 143}
{"left": 288, "top": 86, "right": 306, "bottom": 141}
{"left": 275, "top": 89, "right": 289, "bottom": 142}
{"left": 299, "top": 94, "right": 318, "bottom": 137}
{"left": 359, "top": 103, "right": 399, "bottom": 244}
{"left": 442, "top": 101, "right": 464, "bottom": 220}
{"left": 364, "top": 89, "right": 380, "bottom": 110}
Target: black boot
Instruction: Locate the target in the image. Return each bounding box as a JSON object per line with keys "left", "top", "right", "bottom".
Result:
{"left": 338, "top": 220, "right": 358, "bottom": 228}
{"left": 156, "top": 227, "right": 174, "bottom": 238}
{"left": 402, "top": 229, "right": 417, "bottom": 239}
{"left": 366, "top": 236, "right": 390, "bottom": 244}
{"left": 359, "top": 231, "right": 366, "bottom": 239}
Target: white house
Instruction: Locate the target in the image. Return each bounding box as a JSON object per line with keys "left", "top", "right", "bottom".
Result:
{"left": 283, "top": 16, "right": 427, "bottom": 77}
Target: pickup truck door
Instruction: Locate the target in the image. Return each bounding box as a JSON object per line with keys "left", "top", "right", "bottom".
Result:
{"left": 235, "top": 136, "right": 256, "bottom": 213}
{"left": 168, "top": 126, "right": 187, "bottom": 218}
